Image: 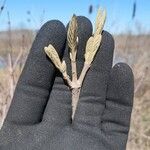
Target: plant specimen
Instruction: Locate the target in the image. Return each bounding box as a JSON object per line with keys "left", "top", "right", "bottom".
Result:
{"left": 44, "top": 9, "right": 106, "bottom": 118}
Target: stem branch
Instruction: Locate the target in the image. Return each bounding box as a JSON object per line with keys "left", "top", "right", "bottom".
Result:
{"left": 71, "top": 63, "right": 90, "bottom": 119}
{"left": 71, "top": 60, "right": 77, "bottom": 82}
{"left": 72, "top": 87, "right": 81, "bottom": 119}
{"left": 62, "top": 72, "right": 72, "bottom": 88}
{"left": 78, "top": 63, "right": 91, "bottom": 85}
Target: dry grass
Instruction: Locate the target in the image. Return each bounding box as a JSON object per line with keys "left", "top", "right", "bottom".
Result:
{"left": 0, "top": 29, "right": 34, "bottom": 57}
{"left": 114, "top": 35, "right": 150, "bottom": 150}
{"left": 0, "top": 30, "right": 149, "bottom": 149}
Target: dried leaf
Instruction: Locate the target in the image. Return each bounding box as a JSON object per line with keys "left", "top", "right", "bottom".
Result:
{"left": 93, "top": 34, "right": 102, "bottom": 53}
{"left": 85, "top": 37, "right": 94, "bottom": 53}
{"left": 44, "top": 44, "right": 65, "bottom": 73}
{"left": 85, "top": 8, "right": 106, "bottom": 64}
{"left": 85, "top": 35, "right": 102, "bottom": 64}
{"left": 67, "top": 14, "right": 78, "bottom": 60}
{"left": 85, "top": 37, "right": 93, "bottom": 62}
{"left": 61, "top": 60, "right": 67, "bottom": 73}
{"left": 95, "top": 9, "right": 106, "bottom": 35}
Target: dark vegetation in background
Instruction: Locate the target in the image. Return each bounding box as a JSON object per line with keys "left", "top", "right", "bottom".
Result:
{"left": 0, "top": 0, "right": 7, "bottom": 16}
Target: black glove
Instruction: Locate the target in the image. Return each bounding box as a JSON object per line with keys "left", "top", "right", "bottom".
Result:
{"left": 0, "top": 16, "right": 134, "bottom": 150}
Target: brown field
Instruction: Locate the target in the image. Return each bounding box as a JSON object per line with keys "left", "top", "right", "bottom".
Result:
{"left": 0, "top": 30, "right": 150, "bottom": 149}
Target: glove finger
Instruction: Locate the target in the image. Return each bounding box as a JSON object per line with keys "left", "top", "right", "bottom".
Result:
{"left": 42, "top": 16, "right": 92, "bottom": 126}
{"left": 6, "top": 20, "right": 66, "bottom": 124}
{"left": 74, "top": 31, "right": 114, "bottom": 128}
{"left": 101, "top": 63, "right": 134, "bottom": 139}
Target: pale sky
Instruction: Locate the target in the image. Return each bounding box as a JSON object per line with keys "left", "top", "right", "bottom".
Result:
{"left": 0, "top": 0, "right": 149, "bottom": 34}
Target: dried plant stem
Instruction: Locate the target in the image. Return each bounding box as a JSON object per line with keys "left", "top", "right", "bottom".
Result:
{"left": 71, "top": 60, "right": 77, "bottom": 82}
{"left": 8, "top": 53, "right": 15, "bottom": 100}
{"left": 71, "top": 59, "right": 78, "bottom": 118}
{"left": 62, "top": 72, "right": 72, "bottom": 88}
{"left": 67, "top": 14, "right": 78, "bottom": 82}
{"left": 71, "top": 64, "right": 90, "bottom": 118}
{"left": 0, "top": 102, "right": 7, "bottom": 129}
{"left": 78, "top": 63, "right": 91, "bottom": 85}
{"left": 71, "top": 63, "right": 90, "bottom": 118}
{"left": 0, "top": 12, "right": 23, "bottom": 128}
{"left": 72, "top": 88, "right": 80, "bottom": 118}
{"left": 12, "top": 49, "right": 23, "bottom": 71}
{"left": 45, "top": 8, "right": 106, "bottom": 120}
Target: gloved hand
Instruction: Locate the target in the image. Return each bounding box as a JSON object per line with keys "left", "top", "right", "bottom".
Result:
{"left": 0, "top": 16, "right": 134, "bottom": 150}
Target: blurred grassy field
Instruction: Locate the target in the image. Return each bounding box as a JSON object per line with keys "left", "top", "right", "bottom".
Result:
{"left": 0, "top": 30, "right": 149, "bottom": 149}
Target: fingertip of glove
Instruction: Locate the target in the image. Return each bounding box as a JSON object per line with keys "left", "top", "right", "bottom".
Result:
{"left": 33, "top": 20, "right": 67, "bottom": 56}
{"left": 41, "top": 20, "right": 66, "bottom": 32}
{"left": 76, "top": 16, "right": 93, "bottom": 38}
{"left": 76, "top": 16, "right": 93, "bottom": 41}
{"left": 66, "top": 15, "right": 93, "bottom": 32}
{"left": 77, "top": 15, "right": 93, "bottom": 28}
{"left": 101, "top": 30, "right": 115, "bottom": 52}
{"left": 112, "top": 63, "right": 134, "bottom": 80}
{"left": 110, "top": 62, "right": 134, "bottom": 106}
{"left": 66, "top": 15, "right": 93, "bottom": 61}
